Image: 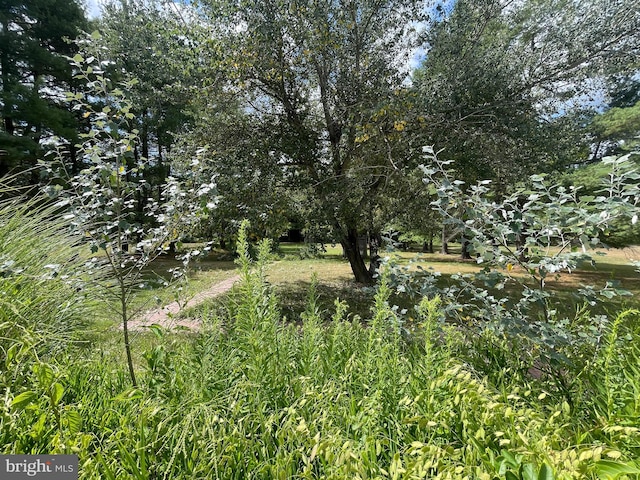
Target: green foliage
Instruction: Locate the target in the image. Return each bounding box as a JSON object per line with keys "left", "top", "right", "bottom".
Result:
{"left": 593, "top": 101, "right": 640, "bottom": 142}
{"left": 560, "top": 156, "right": 640, "bottom": 247}
{"left": 413, "top": 0, "right": 640, "bottom": 184}
{"left": 63, "top": 0, "right": 639, "bottom": 284}
{"left": 193, "top": 0, "right": 429, "bottom": 283}
{"left": 0, "top": 183, "right": 100, "bottom": 454}
{"left": 385, "top": 148, "right": 640, "bottom": 411}
{"left": 0, "top": 184, "right": 100, "bottom": 352}
{"left": 591, "top": 101, "right": 640, "bottom": 155}
{"left": 0, "top": 0, "right": 88, "bottom": 178}
{"left": 2, "top": 225, "right": 639, "bottom": 477}
{"left": 48, "top": 41, "right": 207, "bottom": 385}
{"left": 98, "top": 0, "right": 203, "bottom": 165}
{"left": 412, "top": 147, "right": 638, "bottom": 304}
{"left": 586, "top": 310, "right": 640, "bottom": 437}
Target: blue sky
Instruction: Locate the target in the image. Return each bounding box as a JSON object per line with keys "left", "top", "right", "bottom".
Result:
{"left": 85, "top": 0, "right": 102, "bottom": 19}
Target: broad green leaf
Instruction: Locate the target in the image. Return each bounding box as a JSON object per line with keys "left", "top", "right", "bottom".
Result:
{"left": 521, "top": 463, "right": 536, "bottom": 480}
{"left": 34, "top": 363, "right": 54, "bottom": 387}
{"left": 11, "top": 391, "right": 38, "bottom": 410}
{"left": 537, "top": 463, "right": 554, "bottom": 480}
{"left": 50, "top": 382, "right": 64, "bottom": 406}
{"left": 65, "top": 409, "right": 82, "bottom": 435}
{"left": 595, "top": 460, "right": 640, "bottom": 479}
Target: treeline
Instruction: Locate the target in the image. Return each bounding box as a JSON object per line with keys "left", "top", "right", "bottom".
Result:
{"left": 1, "top": 0, "right": 639, "bottom": 282}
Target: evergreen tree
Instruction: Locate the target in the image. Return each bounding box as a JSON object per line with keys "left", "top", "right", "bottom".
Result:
{"left": 0, "top": 0, "right": 88, "bottom": 180}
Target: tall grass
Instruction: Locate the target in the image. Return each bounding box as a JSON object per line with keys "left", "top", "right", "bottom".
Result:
{"left": 2, "top": 220, "right": 640, "bottom": 478}
{"left": 0, "top": 187, "right": 99, "bottom": 349}
{"left": 0, "top": 184, "right": 103, "bottom": 453}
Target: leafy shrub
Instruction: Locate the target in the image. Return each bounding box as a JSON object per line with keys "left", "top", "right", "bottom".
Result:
{"left": 3, "top": 219, "right": 640, "bottom": 478}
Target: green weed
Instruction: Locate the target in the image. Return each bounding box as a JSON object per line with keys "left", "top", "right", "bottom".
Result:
{"left": 2, "top": 220, "right": 639, "bottom": 478}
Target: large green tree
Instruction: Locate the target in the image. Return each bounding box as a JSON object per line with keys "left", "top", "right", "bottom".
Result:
{"left": 413, "top": 0, "right": 640, "bottom": 186}
{"left": 0, "top": 0, "right": 88, "bottom": 179}
{"left": 98, "top": 0, "right": 207, "bottom": 176}
{"left": 590, "top": 75, "right": 640, "bottom": 157}
{"left": 591, "top": 101, "right": 640, "bottom": 155}
{"left": 170, "top": 112, "right": 298, "bottom": 249}
{"left": 198, "top": 0, "right": 426, "bottom": 283}
{"left": 85, "top": 0, "right": 215, "bottom": 244}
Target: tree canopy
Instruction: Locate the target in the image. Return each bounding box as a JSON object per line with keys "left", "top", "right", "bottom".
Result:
{"left": 412, "top": 0, "right": 640, "bottom": 185}
{"left": 2, "top": 0, "right": 640, "bottom": 283}
{"left": 192, "top": 0, "right": 428, "bottom": 282}
{"left": 0, "top": 0, "right": 88, "bottom": 178}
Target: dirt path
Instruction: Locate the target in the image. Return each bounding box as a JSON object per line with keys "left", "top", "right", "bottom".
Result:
{"left": 125, "top": 274, "right": 241, "bottom": 332}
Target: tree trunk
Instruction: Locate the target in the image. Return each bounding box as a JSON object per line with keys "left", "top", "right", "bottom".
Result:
{"left": 441, "top": 226, "right": 449, "bottom": 254}
{"left": 515, "top": 196, "right": 530, "bottom": 262}
{"left": 0, "top": 152, "right": 8, "bottom": 177}
{"left": 368, "top": 231, "right": 382, "bottom": 275}
{"left": 340, "top": 227, "right": 374, "bottom": 284}
{"left": 460, "top": 238, "right": 472, "bottom": 259}
{"left": 1, "top": 20, "right": 15, "bottom": 139}
{"left": 515, "top": 233, "right": 530, "bottom": 262}
{"left": 590, "top": 141, "right": 601, "bottom": 162}
{"left": 142, "top": 117, "right": 149, "bottom": 159}
{"left": 120, "top": 278, "right": 137, "bottom": 387}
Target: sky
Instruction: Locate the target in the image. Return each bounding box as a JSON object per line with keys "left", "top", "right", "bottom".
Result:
{"left": 84, "top": 0, "right": 193, "bottom": 20}
{"left": 85, "top": 0, "right": 103, "bottom": 19}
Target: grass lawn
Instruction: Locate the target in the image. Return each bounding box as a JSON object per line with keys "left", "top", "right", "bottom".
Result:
{"left": 267, "top": 242, "right": 640, "bottom": 319}
{"left": 85, "top": 253, "right": 238, "bottom": 353}
{"left": 125, "top": 241, "right": 636, "bottom": 328}
{"left": 92, "top": 241, "right": 639, "bottom": 332}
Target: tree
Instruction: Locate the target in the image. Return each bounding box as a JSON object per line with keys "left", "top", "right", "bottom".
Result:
{"left": 584, "top": 74, "right": 640, "bottom": 159}
{"left": 51, "top": 42, "right": 203, "bottom": 385}
{"left": 560, "top": 155, "right": 640, "bottom": 247}
{"left": 0, "top": 0, "right": 88, "bottom": 180}
{"left": 590, "top": 101, "right": 640, "bottom": 156}
{"left": 168, "top": 82, "right": 299, "bottom": 249}
{"left": 408, "top": 0, "right": 640, "bottom": 258}
{"left": 413, "top": 0, "right": 640, "bottom": 186}
{"left": 608, "top": 76, "right": 640, "bottom": 110}
{"left": 387, "top": 147, "right": 640, "bottom": 402}
{"left": 199, "top": 0, "right": 426, "bottom": 283}
{"left": 98, "top": 0, "right": 203, "bottom": 169}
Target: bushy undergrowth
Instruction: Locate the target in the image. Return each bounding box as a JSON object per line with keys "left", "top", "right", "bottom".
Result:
{"left": 0, "top": 186, "right": 103, "bottom": 455}
{"left": 0, "top": 189, "right": 98, "bottom": 347}
{"left": 2, "top": 222, "right": 640, "bottom": 479}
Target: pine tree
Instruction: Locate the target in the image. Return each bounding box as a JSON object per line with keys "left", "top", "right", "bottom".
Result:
{"left": 0, "top": 0, "right": 88, "bottom": 180}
